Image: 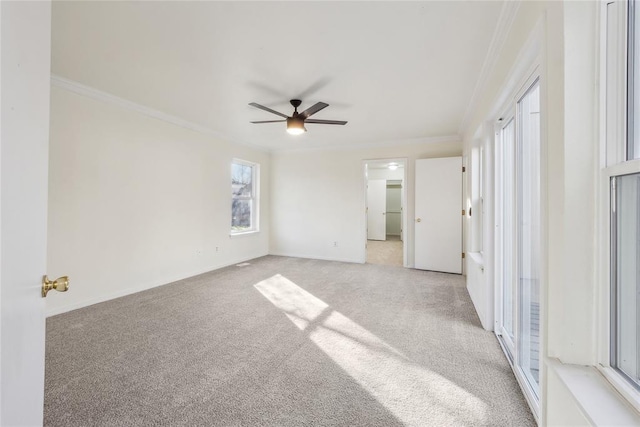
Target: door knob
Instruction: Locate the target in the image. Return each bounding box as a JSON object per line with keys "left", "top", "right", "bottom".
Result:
{"left": 42, "top": 275, "right": 69, "bottom": 298}
{"left": 416, "top": 218, "right": 422, "bottom": 222}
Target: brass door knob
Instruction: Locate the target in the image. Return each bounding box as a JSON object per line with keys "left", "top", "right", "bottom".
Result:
{"left": 416, "top": 218, "right": 422, "bottom": 222}
{"left": 42, "top": 275, "right": 69, "bottom": 298}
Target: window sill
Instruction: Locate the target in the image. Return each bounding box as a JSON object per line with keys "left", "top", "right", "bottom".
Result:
{"left": 598, "top": 366, "right": 640, "bottom": 414}
{"left": 548, "top": 358, "right": 640, "bottom": 426}
{"left": 229, "top": 230, "right": 260, "bottom": 238}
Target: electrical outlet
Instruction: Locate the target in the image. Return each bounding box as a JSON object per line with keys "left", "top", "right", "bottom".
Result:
{"left": 215, "top": 246, "right": 219, "bottom": 252}
{"left": 333, "top": 241, "right": 338, "bottom": 247}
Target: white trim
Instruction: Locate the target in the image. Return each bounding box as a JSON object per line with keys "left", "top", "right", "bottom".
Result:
{"left": 45, "top": 254, "right": 268, "bottom": 317}
{"left": 362, "top": 158, "right": 409, "bottom": 268}
{"left": 603, "top": 156, "right": 640, "bottom": 176}
{"left": 598, "top": 162, "right": 640, "bottom": 411}
{"left": 489, "top": 20, "right": 544, "bottom": 123}
{"left": 50, "top": 74, "right": 270, "bottom": 153}
{"left": 51, "top": 75, "right": 460, "bottom": 155}
{"left": 599, "top": 365, "right": 640, "bottom": 414}
{"left": 273, "top": 134, "right": 461, "bottom": 153}
{"left": 229, "top": 230, "right": 260, "bottom": 238}
{"left": 487, "top": 17, "right": 544, "bottom": 421}
{"left": 268, "top": 252, "right": 363, "bottom": 265}
{"left": 549, "top": 358, "right": 640, "bottom": 426}
{"left": 603, "top": 0, "right": 628, "bottom": 167}
{"left": 458, "top": 0, "right": 521, "bottom": 135}
{"left": 599, "top": 0, "right": 640, "bottom": 411}
{"left": 231, "top": 159, "right": 260, "bottom": 235}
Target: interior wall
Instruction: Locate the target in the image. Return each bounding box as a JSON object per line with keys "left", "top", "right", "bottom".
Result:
{"left": 461, "top": 1, "right": 606, "bottom": 424}
{"left": 367, "top": 168, "right": 405, "bottom": 180}
{"left": 270, "top": 142, "right": 461, "bottom": 266}
{"left": 46, "top": 86, "right": 270, "bottom": 316}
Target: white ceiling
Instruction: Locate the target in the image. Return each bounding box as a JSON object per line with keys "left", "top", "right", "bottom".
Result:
{"left": 51, "top": 1, "right": 504, "bottom": 151}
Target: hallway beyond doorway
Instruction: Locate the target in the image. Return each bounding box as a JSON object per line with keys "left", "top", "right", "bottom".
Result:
{"left": 367, "top": 235, "right": 403, "bottom": 267}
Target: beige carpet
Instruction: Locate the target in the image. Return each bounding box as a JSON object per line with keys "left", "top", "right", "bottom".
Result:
{"left": 367, "top": 236, "right": 403, "bottom": 266}
{"left": 44, "top": 256, "right": 535, "bottom": 426}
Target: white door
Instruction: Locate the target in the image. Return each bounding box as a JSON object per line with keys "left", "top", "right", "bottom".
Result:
{"left": 1, "top": 2, "right": 52, "bottom": 424}
{"left": 414, "top": 157, "right": 462, "bottom": 273}
{"left": 367, "top": 179, "right": 387, "bottom": 240}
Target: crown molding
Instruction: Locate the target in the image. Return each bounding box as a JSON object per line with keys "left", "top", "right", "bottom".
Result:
{"left": 272, "top": 134, "right": 461, "bottom": 153}
{"left": 51, "top": 75, "right": 460, "bottom": 155}
{"left": 50, "top": 74, "right": 270, "bottom": 153}
{"left": 457, "top": 0, "right": 521, "bottom": 136}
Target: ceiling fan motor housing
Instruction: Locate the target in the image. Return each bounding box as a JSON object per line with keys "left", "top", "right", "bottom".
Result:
{"left": 286, "top": 116, "right": 306, "bottom": 132}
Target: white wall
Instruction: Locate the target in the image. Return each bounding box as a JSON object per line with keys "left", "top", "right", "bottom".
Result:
{"left": 46, "top": 86, "right": 270, "bottom": 315}
{"left": 461, "top": 1, "right": 622, "bottom": 424}
{"left": 270, "top": 142, "right": 461, "bottom": 265}
{"left": 367, "top": 167, "right": 405, "bottom": 180}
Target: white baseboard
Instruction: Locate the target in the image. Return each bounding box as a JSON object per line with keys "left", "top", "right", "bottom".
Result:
{"left": 45, "top": 254, "right": 267, "bottom": 317}
{"left": 268, "top": 251, "right": 364, "bottom": 264}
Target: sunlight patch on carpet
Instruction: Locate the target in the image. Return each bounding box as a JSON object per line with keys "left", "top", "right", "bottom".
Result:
{"left": 254, "top": 274, "right": 489, "bottom": 426}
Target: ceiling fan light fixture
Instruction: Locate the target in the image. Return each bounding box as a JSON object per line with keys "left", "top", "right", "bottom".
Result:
{"left": 249, "top": 99, "right": 346, "bottom": 135}
{"left": 286, "top": 117, "right": 306, "bottom": 135}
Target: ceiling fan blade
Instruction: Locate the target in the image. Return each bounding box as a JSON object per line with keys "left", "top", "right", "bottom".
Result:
{"left": 250, "top": 120, "right": 286, "bottom": 124}
{"left": 304, "top": 119, "right": 348, "bottom": 125}
{"left": 248, "top": 102, "right": 288, "bottom": 118}
{"left": 300, "top": 102, "right": 329, "bottom": 119}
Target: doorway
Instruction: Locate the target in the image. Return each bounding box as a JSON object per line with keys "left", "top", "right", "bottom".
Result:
{"left": 364, "top": 159, "right": 407, "bottom": 267}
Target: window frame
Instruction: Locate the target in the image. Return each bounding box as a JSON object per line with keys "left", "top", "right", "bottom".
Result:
{"left": 493, "top": 66, "right": 543, "bottom": 421}
{"left": 496, "top": 115, "right": 517, "bottom": 359}
{"left": 230, "top": 158, "right": 260, "bottom": 236}
{"left": 599, "top": 0, "right": 640, "bottom": 413}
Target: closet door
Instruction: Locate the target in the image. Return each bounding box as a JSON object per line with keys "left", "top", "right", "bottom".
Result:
{"left": 414, "top": 157, "right": 462, "bottom": 274}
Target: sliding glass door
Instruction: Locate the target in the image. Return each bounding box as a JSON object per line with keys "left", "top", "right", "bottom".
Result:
{"left": 497, "top": 118, "right": 516, "bottom": 358}
{"left": 495, "top": 77, "right": 541, "bottom": 406}
{"left": 517, "top": 80, "right": 541, "bottom": 397}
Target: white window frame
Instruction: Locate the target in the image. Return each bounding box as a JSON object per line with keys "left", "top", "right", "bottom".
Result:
{"left": 469, "top": 144, "right": 486, "bottom": 255}
{"left": 230, "top": 158, "right": 260, "bottom": 235}
{"left": 598, "top": 0, "right": 640, "bottom": 413}
{"left": 493, "top": 65, "right": 543, "bottom": 421}
{"left": 480, "top": 145, "right": 485, "bottom": 255}
{"left": 495, "top": 115, "right": 517, "bottom": 360}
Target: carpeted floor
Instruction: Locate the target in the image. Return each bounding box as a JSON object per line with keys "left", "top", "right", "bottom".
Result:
{"left": 366, "top": 236, "right": 403, "bottom": 267}
{"left": 44, "top": 256, "right": 535, "bottom": 427}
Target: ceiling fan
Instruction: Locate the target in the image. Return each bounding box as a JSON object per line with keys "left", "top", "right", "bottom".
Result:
{"left": 249, "top": 99, "right": 347, "bottom": 135}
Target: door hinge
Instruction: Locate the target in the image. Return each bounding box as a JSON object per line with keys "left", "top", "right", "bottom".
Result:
{"left": 469, "top": 207, "right": 472, "bottom": 216}
{"left": 462, "top": 166, "right": 466, "bottom": 172}
{"left": 462, "top": 209, "right": 465, "bottom": 216}
{"left": 462, "top": 252, "right": 465, "bottom": 259}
